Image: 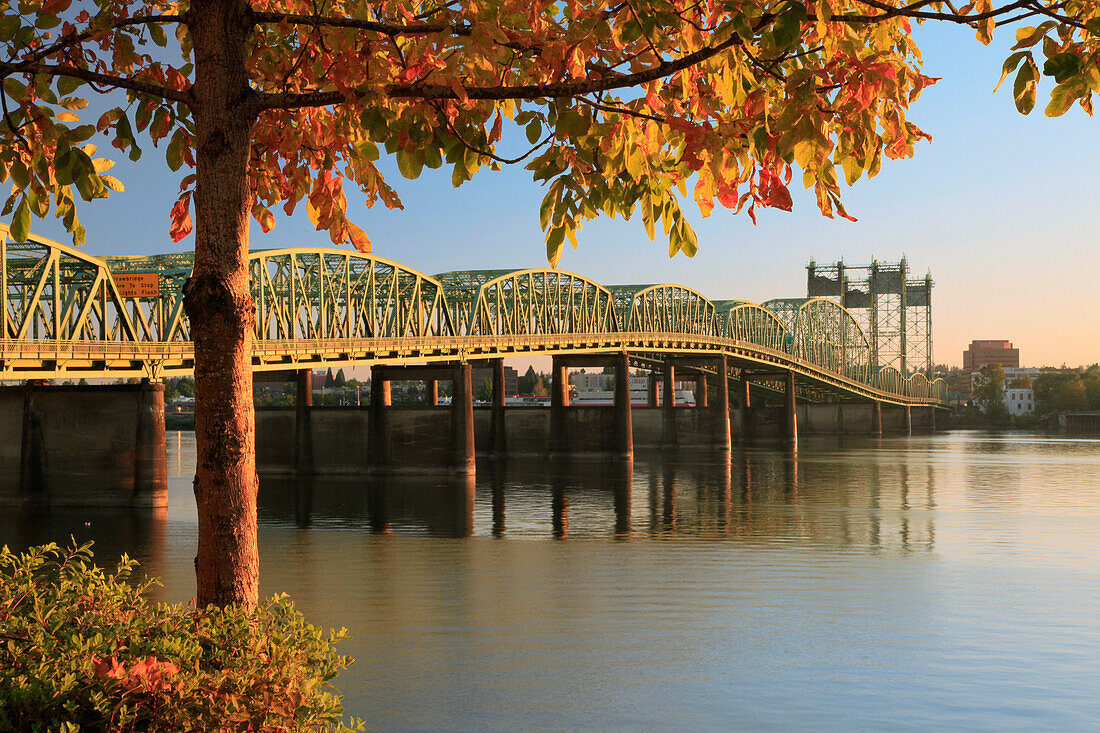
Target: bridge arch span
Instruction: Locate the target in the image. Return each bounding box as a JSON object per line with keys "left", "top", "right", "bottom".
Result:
{"left": 874, "top": 365, "right": 906, "bottom": 395}
{"left": 1, "top": 226, "right": 143, "bottom": 342}
{"left": 609, "top": 284, "right": 717, "bottom": 336}
{"left": 763, "top": 297, "right": 873, "bottom": 384}
{"left": 436, "top": 269, "right": 618, "bottom": 337}
{"left": 716, "top": 300, "right": 788, "bottom": 352}
{"left": 249, "top": 248, "right": 454, "bottom": 340}
{"left": 907, "top": 371, "right": 931, "bottom": 399}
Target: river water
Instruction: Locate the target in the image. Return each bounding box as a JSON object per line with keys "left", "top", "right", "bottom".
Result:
{"left": 4, "top": 431, "right": 1100, "bottom": 730}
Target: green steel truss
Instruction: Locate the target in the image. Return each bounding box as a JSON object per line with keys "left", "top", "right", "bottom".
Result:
{"left": 251, "top": 249, "right": 453, "bottom": 340}
{"left": 0, "top": 226, "right": 946, "bottom": 405}
{"left": 609, "top": 284, "right": 717, "bottom": 336}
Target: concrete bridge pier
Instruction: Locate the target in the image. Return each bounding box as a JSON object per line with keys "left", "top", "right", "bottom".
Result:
{"left": 714, "top": 354, "right": 731, "bottom": 454}
{"left": 871, "top": 401, "right": 882, "bottom": 437}
{"left": 739, "top": 371, "right": 752, "bottom": 442}
{"left": 662, "top": 363, "right": 678, "bottom": 446}
{"left": 929, "top": 406, "right": 937, "bottom": 432}
{"left": 904, "top": 405, "right": 913, "bottom": 436}
{"left": 550, "top": 356, "right": 571, "bottom": 454}
{"left": 490, "top": 358, "right": 507, "bottom": 455}
{"left": 550, "top": 353, "right": 633, "bottom": 458}
{"left": 370, "top": 363, "right": 474, "bottom": 474}
{"left": 613, "top": 352, "right": 634, "bottom": 460}
{"left": 1, "top": 382, "right": 167, "bottom": 507}
{"left": 784, "top": 371, "right": 798, "bottom": 447}
{"left": 294, "top": 369, "right": 313, "bottom": 473}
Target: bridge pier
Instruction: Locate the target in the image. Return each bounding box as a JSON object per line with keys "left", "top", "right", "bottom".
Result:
{"left": 784, "top": 371, "right": 798, "bottom": 447}
{"left": 613, "top": 352, "right": 634, "bottom": 459}
{"left": 550, "top": 356, "right": 570, "bottom": 454}
{"left": 1, "top": 382, "right": 167, "bottom": 507}
{"left": 929, "top": 406, "right": 937, "bottom": 432}
{"left": 370, "top": 363, "right": 474, "bottom": 474}
{"left": 714, "top": 355, "right": 731, "bottom": 453}
{"left": 905, "top": 405, "right": 913, "bottom": 436}
{"left": 739, "top": 370, "right": 752, "bottom": 441}
{"left": 427, "top": 379, "right": 439, "bottom": 406}
{"left": 550, "top": 353, "right": 633, "bottom": 458}
{"left": 662, "top": 363, "right": 677, "bottom": 446}
{"left": 295, "top": 369, "right": 313, "bottom": 473}
{"left": 490, "top": 359, "right": 507, "bottom": 454}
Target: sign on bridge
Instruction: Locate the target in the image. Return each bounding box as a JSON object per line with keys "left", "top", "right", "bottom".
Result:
{"left": 114, "top": 273, "right": 160, "bottom": 298}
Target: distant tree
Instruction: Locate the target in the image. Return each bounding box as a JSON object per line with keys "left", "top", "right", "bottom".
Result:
{"left": 323, "top": 368, "right": 335, "bottom": 390}
{"left": 334, "top": 369, "right": 347, "bottom": 389}
{"left": 532, "top": 376, "right": 549, "bottom": 397}
{"left": 175, "top": 377, "right": 196, "bottom": 398}
{"left": 518, "top": 366, "right": 539, "bottom": 396}
{"left": 1008, "top": 375, "right": 1033, "bottom": 389}
{"left": 477, "top": 379, "right": 493, "bottom": 402}
{"left": 78, "top": 378, "right": 88, "bottom": 387}
{"left": 975, "top": 363, "right": 1007, "bottom": 419}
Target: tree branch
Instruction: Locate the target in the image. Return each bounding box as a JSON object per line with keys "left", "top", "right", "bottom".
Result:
{"left": 256, "top": 32, "right": 745, "bottom": 110}
{"left": 0, "top": 61, "right": 190, "bottom": 105}
{"left": 250, "top": 10, "right": 471, "bottom": 37}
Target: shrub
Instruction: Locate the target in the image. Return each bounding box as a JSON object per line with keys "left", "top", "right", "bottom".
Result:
{"left": 0, "top": 542, "right": 362, "bottom": 732}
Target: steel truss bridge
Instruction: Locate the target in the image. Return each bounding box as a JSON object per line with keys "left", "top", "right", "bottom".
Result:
{"left": 0, "top": 227, "right": 947, "bottom": 407}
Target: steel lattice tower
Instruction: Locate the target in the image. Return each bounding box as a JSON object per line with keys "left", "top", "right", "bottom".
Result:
{"left": 806, "top": 257, "right": 934, "bottom": 375}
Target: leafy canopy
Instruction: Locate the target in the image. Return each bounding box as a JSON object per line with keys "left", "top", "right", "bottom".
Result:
{"left": 0, "top": 0, "right": 1097, "bottom": 263}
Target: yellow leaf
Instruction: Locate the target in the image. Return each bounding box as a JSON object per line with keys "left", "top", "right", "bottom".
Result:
{"left": 55, "top": 111, "right": 79, "bottom": 122}
{"left": 93, "top": 158, "right": 115, "bottom": 173}
{"left": 100, "top": 175, "right": 124, "bottom": 192}
{"left": 306, "top": 199, "right": 321, "bottom": 228}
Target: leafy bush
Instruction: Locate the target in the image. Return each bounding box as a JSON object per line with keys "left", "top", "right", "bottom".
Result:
{"left": 0, "top": 543, "right": 362, "bottom": 732}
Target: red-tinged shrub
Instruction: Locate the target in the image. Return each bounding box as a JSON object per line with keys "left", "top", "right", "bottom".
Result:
{"left": 0, "top": 542, "right": 363, "bottom": 732}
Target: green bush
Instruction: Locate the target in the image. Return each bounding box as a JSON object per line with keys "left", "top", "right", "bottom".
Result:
{"left": 0, "top": 543, "right": 362, "bottom": 732}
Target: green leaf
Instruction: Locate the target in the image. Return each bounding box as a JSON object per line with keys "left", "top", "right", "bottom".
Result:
{"left": 994, "top": 51, "right": 1027, "bottom": 93}
{"left": 526, "top": 119, "right": 542, "bottom": 144}
{"left": 1087, "top": 18, "right": 1100, "bottom": 37}
{"left": 771, "top": 2, "right": 807, "bottom": 50}
{"left": 1044, "top": 84, "right": 1077, "bottom": 117}
{"left": 56, "top": 75, "right": 81, "bottom": 96}
{"left": 10, "top": 160, "right": 29, "bottom": 190}
{"left": 1013, "top": 60, "right": 1038, "bottom": 115}
{"left": 11, "top": 197, "right": 30, "bottom": 241}
{"left": 422, "top": 145, "right": 442, "bottom": 170}
{"left": 395, "top": 149, "right": 423, "bottom": 180}
{"left": 149, "top": 22, "right": 167, "bottom": 47}
{"left": 1043, "top": 53, "right": 1082, "bottom": 84}
{"left": 545, "top": 227, "right": 565, "bottom": 267}
{"left": 166, "top": 130, "right": 185, "bottom": 172}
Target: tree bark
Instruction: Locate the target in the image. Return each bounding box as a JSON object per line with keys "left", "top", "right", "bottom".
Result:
{"left": 183, "top": 0, "right": 260, "bottom": 610}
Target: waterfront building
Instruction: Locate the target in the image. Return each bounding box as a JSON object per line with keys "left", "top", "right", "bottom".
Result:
{"left": 963, "top": 339, "right": 1020, "bottom": 370}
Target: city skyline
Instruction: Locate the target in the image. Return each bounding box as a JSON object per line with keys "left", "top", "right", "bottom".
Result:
{"left": 15, "top": 25, "right": 1099, "bottom": 369}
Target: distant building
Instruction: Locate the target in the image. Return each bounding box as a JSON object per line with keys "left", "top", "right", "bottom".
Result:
{"left": 471, "top": 365, "right": 518, "bottom": 396}
{"left": 570, "top": 372, "right": 614, "bottom": 392}
{"left": 963, "top": 340, "right": 1020, "bottom": 371}
{"left": 1004, "top": 387, "right": 1035, "bottom": 416}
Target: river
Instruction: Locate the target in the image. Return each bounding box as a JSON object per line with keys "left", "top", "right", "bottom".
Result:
{"left": 4, "top": 431, "right": 1100, "bottom": 730}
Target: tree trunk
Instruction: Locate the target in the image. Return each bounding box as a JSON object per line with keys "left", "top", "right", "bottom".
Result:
{"left": 183, "top": 0, "right": 260, "bottom": 610}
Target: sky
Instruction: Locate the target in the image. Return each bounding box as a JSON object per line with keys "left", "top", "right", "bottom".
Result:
{"left": 21, "top": 23, "right": 1100, "bottom": 369}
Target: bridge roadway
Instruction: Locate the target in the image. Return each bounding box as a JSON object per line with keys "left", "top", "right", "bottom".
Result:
{"left": 0, "top": 226, "right": 947, "bottom": 409}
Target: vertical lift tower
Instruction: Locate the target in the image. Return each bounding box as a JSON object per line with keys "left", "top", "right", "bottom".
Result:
{"left": 806, "top": 257, "right": 934, "bottom": 376}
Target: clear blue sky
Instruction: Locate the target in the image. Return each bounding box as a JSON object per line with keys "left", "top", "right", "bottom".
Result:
{"left": 24, "top": 23, "right": 1100, "bottom": 368}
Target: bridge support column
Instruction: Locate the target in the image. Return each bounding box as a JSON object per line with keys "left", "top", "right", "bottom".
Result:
{"left": 550, "top": 356, "right": 570, "bottom": 454}
{"left": 648, "top": 372, "right": 658, "bottom": 406}
{"left": 715, "top": 354, "right": 731, "bottom": 453}
{"left": 836, "top": 402, "right": 846, "bottom": 436}
{"left": 427, "top": 379, "right": 439, "bottom": 406}
{"left": 739, "top": 371, "right": 752, "bottom": 441}
{"left": 929, "top": 406, "right": 937, "bottom": 432}
{"left": 294, "top": 369, "right": 313, "bottom": 473}
{"left": 662, "top": 363, "right": 677, "bottom": 447}
{"left": 4, "top": 382, "right": 166, "bottom": 507}
{"left": 369, "top": 365, "right": 391, "bottom": 469}
{"left": 904, "top": 405, "right": 913, "bottom": 436}
{"left": 613, "top": 352, "right": 633, "bottom": 459}
{"left": 871, "top": 401, "right": 882, "bottom": 437}
{"left": 490, "top": 358, "right": 506, "bottom": 455}
{"left": 450, "top": 363, "right": 475, "bottom": 473}
{"left": 696, "top": 374, "right": 708, "bottom": 407}
{"left": 784, "top": 371, "right": 798, "bottom": 446}
{"left": 135, "top": 381, "right": 168, "bottom": 505}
